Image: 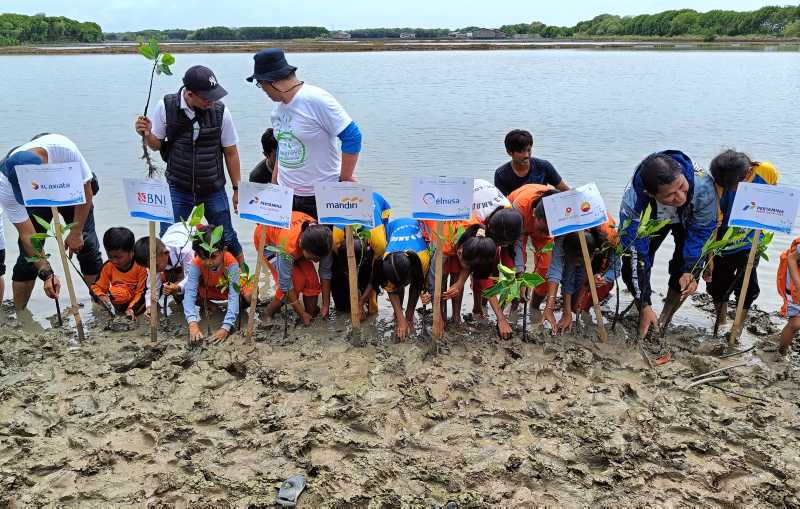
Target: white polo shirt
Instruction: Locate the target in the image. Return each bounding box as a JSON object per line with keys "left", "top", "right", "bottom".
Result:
{"left": 1, "top": 134, "right": 93, "bottom": 225}
{"left": 150, "top": 90, "right": 239, "bottom": 147}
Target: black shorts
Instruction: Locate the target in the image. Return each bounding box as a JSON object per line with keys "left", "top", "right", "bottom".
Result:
{"left": 0, "top": 248, "right": 6, "bottom": 276}
{"left": 708, "top": 249, "right": 760, "bottom": 309}
{"left": 12, "top": 206, "right": 102, "bottom": 282}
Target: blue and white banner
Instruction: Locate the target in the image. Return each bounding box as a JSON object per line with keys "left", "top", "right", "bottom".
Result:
{"left": 729, "top": 182, "right": 799, "bottom": 234}
{"left": 542, "top": 182, "right": 608, "bottom": 237}
{"left": 239, "top": 182, "right": 294, "bottom": 229}
{"left": 411, "top": 176, "right": 472, "bottom": 221}
{"left": 314, "top": 182, "right": 374, "bottom": 228}
{"left": 123, "top": 178, "right": 175, "bottom": 223}
{"left": 16, "top": 163, "right": 86, "bottom": 207}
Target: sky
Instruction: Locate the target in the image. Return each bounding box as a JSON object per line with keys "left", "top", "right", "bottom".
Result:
{"left": 2, "top": 0, "right": 784, "bottom": 32}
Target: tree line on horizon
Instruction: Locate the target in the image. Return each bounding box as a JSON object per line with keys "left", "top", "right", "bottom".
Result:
{"left": 2, "top": 5, "right": 799, "bottom": 46}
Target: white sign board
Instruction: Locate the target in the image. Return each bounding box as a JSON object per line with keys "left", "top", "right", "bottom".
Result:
{"left": 238, "top": 182, "right": 294, "bottom": 229}
{"left": 314, "top": 182, "right": 374, "bottom": 227}
{"left": 729, "top": 182, "right": 800, "bottom": 234}
{"left": 411, "top": 176, "right": 473, "bottom": 221}
{"left": 122, "top": 178, "right": 175, "bottom": 223}
{"left": 542, "top": 182, "right": 608, "bottom": 237}
{"left": 16, "top": 163, "right": 86, "bottom": 207}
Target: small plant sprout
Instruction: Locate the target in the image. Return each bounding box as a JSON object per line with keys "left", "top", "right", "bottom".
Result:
{"left": 138, "top": 38, "right": 175, "bottom": 178}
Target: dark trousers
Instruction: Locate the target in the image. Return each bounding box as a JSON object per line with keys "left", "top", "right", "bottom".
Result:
{"left": 163, "top": 186, "right": 242, "bottom": 257}
{"left": 13, "top": 205, "right": 102, "bottom": 282}
{"left": 292, "top": 195, "right": 318, "bottom": 219}
{"left": 621, "top": 223, "right": 687, "bottom": 301}
{"left": 708, "top": 250, "right": 760, "bottom": 309}
{"left": 330, "top": 248, "right": 373, "bottom": 311}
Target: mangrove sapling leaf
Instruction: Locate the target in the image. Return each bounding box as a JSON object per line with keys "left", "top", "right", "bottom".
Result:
{"left": 539, "top": 242, "right": 555, "bottom": 254}
{"left": 138, "top": 38, "right": 175, "bottom": 177}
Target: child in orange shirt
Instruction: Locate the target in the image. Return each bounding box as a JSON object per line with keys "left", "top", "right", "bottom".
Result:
{"left": 777, "top": 238, "right": 800, "bottom": 356}
{"left": 91, "top": 227, "right": 147, "bottom": 318}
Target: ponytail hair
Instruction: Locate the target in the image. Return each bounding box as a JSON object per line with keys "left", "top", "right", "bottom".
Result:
{"left": 371, "top": 250, "right": 425, "bottom": 294}
{"left": 485, "top": 207, "right": 522, "bottom": 246}
{"left": 299, "top": 222, "right": 333, "bottom": 259}
{"left": 457, "top": 224, "right": 497, "bottom": 279}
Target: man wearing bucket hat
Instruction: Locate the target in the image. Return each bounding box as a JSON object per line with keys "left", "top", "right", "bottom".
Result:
{"left": 248, "top": 48, "right": 362, "bottom": 218}
{"left": 135, "top": 65, "right": 243, "bottom": 260}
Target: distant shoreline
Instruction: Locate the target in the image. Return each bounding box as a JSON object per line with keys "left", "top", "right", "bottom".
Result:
{"left": 1, "top": 38, "right": 799, "bottom": 56}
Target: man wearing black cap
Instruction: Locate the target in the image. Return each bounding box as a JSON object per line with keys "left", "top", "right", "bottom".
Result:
{"left": 135, "top": 65, "right": 243, "bottom": 260}
{"left": 248, "top": 48, "right": 362, "bottom": 218}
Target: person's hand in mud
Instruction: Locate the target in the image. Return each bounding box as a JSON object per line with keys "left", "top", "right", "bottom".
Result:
{"left": 442, "top": 281, "right": 463, "bottom": 300}
{"left": 188, "top": 321, "right": 204, "bottom": 344}
{"left": 542, "top": 306, "right": 559, "bottom": 335}
{"left": 395, "top": 316, "right": 410, "bottom": 341}
{"left": 211, "top": 327, "right": 229, "bottom": 343}
{"left": 497, "top": 316, "right": 512, "bottom": 339}
{"left": 420, "top": 291, "right": 432, "bottom": 305}
{"left": 320, "top": 303, "right": 330, "bottom": 320}
{"left": 125, "top": 308, "right": 135, "bottom": 320}
{"left": 678, "top": 273, "right": 698, "bottom": 299}
{"left": 557, "top": 312, "right": 573, "bottom": 334}
{"left": 299, "top": 310, "right": 312, "bottom": 326}
{"left": 43, "top": 274, "right": 61, "bottom": 299}
{"left": 638, "top": 305, "right": 660, "bottom": 338}
{"left": 162, "top": 282, "right": 179, "bottom": 296}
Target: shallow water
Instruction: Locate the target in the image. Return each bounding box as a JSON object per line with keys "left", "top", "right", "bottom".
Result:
{"left": 1, "top": 49, "right": 798, "bottom": 328}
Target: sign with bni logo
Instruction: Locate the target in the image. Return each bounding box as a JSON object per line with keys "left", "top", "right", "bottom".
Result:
{"left": 238, "top": 181, "right": 294, "bottom": 229}
{"left": 542, "top": 182, "right": 608, "bottom": 237}
{"left": 729, "top": 182, "right": 800, "bottom": 234}
{"left": 16, "top": 163, "right": 86, "bottom": 207}
{"left": 122, "top": 178, "right": 174, "bottom": 223}
{"left": 411, "top": 176, "right": 473, "bottom": 221}
{"left": 314, "top": 182, "right": 374, "bottom": 227}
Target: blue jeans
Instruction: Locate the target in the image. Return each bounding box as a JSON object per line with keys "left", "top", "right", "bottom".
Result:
{"left": 163, "top": 186, "right": 242, "bottom": 257}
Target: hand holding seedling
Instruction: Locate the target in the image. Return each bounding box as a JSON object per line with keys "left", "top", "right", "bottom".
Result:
{"left": 125, "top": 308, "right": 135, "bottom": 320}
{"left": 43, "top": 274, "right": 60, "bottom": 299}
{"left": 137, "top": 39, "right": 175, "bottom": 178}
{"left": 679, "top": 273, "right": 698, "bottom": 298}
{"left": 65, "top": 230, "right": 84, "bottom": 256}
{"left": 639, "top": 305, "right": 660, "bottom": 338}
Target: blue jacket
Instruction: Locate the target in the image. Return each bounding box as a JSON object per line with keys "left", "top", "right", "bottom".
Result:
{"left": 619, "top": 150, "right": 718, "bottom": 305}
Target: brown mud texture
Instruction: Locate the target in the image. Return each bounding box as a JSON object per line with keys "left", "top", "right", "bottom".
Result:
{"left": 1, "top": 300, "right": 799, "bottom": 507}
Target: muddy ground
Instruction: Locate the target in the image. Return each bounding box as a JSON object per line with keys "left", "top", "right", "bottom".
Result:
{"left": 1, "top": 293, "right": 799, "bottom": 508}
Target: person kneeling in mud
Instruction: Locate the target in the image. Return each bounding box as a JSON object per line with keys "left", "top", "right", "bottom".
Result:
{"left": 134, "top": 222, "right": 196, "bottom": 316}
{"left": 777, "top": 237, "right": 800, "bottom": 356}
{"left": 184, "top": 226, "right": 250, "bottom": 344}
{"left": 91, "top": 227, "right": 148, "bottom": 319}
{"left": 256, "top": 211, "right": 333, "bottom": 325}
{"left": 331, "top": 192, "right": 391, "bottom": 319}
{"left": 542, "top": 221, "right": 619, "bottom": 334}
{"left": 363, "top": 218, "right": 429, "bottom": 340}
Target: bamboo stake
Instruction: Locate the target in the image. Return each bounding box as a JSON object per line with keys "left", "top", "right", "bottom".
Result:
{"left": 432, "top": 221, "right": 445, "bottom": 339}
{"left": 51, "top": 208, "right": 84, "bottom": 342}
{"left": 578, "top": 230, "right": 608, "bottom": 342}
{"left": 345, "top": 226, "right": 361, "bottom": 330}
{"left": 148, "top": 222, "right": 158, "bottom": 342}
{"left": 729, "top": 229, "right": 761, "bottom": 344}
{"left": 247, "top": 225, "right": 268, "bottom": 338}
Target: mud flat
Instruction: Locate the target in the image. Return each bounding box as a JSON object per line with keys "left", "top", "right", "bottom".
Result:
{"left": 1, "top": 298, "right": 799, "bottom": 507}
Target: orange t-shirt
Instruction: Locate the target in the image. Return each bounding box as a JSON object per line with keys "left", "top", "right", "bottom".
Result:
{"left": 91, "top": 261, "right": 147, "bottom": 310}
{"left": 254, "top": 211, "right": 316, "bottom": 261}
{"left": 192, "top": 251, "right": 239, "bottom": 292}
{"left": 420, "top": 219, "right": 478, "bottom": 258}
{"left": 508, "top": 183, "right": 553, "bottom": 239}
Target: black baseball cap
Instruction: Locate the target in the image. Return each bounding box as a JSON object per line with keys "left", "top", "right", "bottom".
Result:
{"left": 182, "top": 65, "right": 227, "bottom": 101}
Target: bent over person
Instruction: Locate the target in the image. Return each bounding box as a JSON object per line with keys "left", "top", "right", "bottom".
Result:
{"left": 619, "top": 150, "right": 718, "bottom": 338}
{"left": 1, "top": 133, "right": 102, "bottom": 310}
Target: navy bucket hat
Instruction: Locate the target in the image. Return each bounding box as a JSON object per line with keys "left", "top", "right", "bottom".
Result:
{"left": 0, "top": 151, "right": 44, "bottom": 205}
{"left": 246, "top": 48, "right": 297, "bottom": 83}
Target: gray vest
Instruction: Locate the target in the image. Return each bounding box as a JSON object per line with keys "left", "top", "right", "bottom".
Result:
{"left": 161, "top": 90, "right": 226, "bottom": 196}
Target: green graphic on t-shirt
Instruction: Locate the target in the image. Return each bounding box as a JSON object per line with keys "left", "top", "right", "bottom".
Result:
{"left": 275, "top": 113, "right": 307, "bottom": 169}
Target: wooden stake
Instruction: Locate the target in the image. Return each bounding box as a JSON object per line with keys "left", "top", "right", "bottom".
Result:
{"left": 345, "top": 226, "right": 360, "bottom": 330}
{"left": 247, "top": 225, "right": 268, "bottom": 337}
{"left": 51, "top": 207, "right": 84, "bottom": 342}
{"left": 729, "top": 229, "right": 760, "bottom": 344}
{"left": 578, "top": 230, "right": 608, "bottom": 343}
{"left": 148, "top": 221, "right": 158, "bottom": 342}
{"left": 432, "top": 221, "right": 445, "bottom": 338}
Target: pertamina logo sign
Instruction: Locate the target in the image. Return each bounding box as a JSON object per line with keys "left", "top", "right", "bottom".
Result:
{"left": 742, "top": 200, "right": 784, "bottom": 215}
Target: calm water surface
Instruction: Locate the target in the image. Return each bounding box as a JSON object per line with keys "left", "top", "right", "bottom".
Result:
{"left": 1, "top": 49, "right": 798, "bottom": 326}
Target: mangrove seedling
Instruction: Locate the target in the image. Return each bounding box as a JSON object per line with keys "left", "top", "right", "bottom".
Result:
{"left": 483, "top": 261, "right": 547, "bottom": 342}
{"left": 138, "top": 39, "right": 175, "bottom": 177}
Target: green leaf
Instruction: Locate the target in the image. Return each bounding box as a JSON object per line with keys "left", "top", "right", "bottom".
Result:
{"left": 161, "top": 53, "right": 175, "bottom": 65}
{"left": 138, "top": 43, "right": 156, "bottom": 60}
{"left": 482, "top": 282, "right": 505, "bottom": 299}
{"left": 159, "top": 63, "right": 173, "bottom": 76}
{"left": 30, "top": 232, "right": 49, "bottom": 241}
{"left": 620, "top": 218, "right": 632, "bottom": 234}
{"left": 539, "top": 242, "right": 554, "bottom": 254}
{"left": 33, "top": 214, "right": 52, "bottom": 232}
{"left": 210, "top": 225, "right": 224, "bottom": 247}
{"left": 498, "top": 264, "right": 515, "bottom": 276}
{"left": 241, "top": 261, "right": 250, "bottom": 274}
{"left": 148, "top": 39, "right": 160, "bottom": 59}
{"left": 189, "top": 204, "right": 205, "bottom": 227}
{"left": 521, "top": 272, "right": 545, "bottom": 288}
{"left": 638, "top": 204, "right": 652, "bottom": 234}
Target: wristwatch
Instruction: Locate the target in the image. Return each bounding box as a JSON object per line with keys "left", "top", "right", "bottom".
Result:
{"left": 38, "top": 269, "right": 55, "bottom": 282}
